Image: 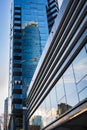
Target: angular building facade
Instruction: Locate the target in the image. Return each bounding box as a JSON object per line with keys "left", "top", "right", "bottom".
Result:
{"left": 27, "top": 0, "right": 87, "bottom": 130}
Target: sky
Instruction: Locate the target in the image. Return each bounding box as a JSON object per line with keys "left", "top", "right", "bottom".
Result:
{"left": 0, "top": 0, "right": 63, "bottom": 117}
{"left": 0, "top": 0, "right": 11, "bottom": 116}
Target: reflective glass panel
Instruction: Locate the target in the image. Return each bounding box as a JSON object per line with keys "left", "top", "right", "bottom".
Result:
{"left": 63, "top": 65, "right": 79, "bottom": 107}
{"left": 29, "top": 101, "right": 46, "bottom": 129}
{"left": 79, "top": 87, "right": 87, "bottom": 101}
{"left": 50, "top": 87, "right": 58, "bottom": 121}
{"left": 85, "top": 43, "right": 87, "bottom": 53}
{"left": 58, "top": 96, "right": 67, "bottom": 116}
{"left": 73, "top": 47, "right": 87, "bottom": 83}
{"left": 77, "top": 75, "right": 87, "bottom": 93}
{"left": 55, "top": 77, "right": 65, "bottom": 101}
{"left": 45, "top": 94, "right": 52, "bottom": 125}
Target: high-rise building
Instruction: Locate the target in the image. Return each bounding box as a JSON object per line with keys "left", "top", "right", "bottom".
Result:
{"left": 8, "top": 0, "right": 49, "bottom": 130}
{"left": 22, "top": 22, "right": 41, "bottom": 99}
{"left": 27, "top": 0, "right": 87, "bottom": 130}
{"left": 8, "top": 0, "right": 60, "bottom": 129}
{"left": 4, "top": 98, "right": 8, "bottom": 130}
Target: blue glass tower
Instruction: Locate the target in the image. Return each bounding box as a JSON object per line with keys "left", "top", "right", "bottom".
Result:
{"left": 21, "top": 0, "right": 49, "bottom": 52}
{"left": 22, "top": 22, "right": 41, "bottom": 99}
{"left": 9, "top": 0, "right": 49, "bottom": 129}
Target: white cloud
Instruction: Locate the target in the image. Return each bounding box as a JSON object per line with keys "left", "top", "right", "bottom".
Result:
{"left": 0, "top": 68, "right": 8, "bottom": 115}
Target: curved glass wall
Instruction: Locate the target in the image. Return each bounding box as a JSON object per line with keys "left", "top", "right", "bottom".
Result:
{"left": 22, "top": 23, "right": 41, "bottom": 98}
{"left": 29, "top": 45, "right": 87, "bottom": 129}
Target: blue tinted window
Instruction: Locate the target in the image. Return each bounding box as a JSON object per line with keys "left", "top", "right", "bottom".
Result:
{"left": 85, "top": 43, "right": 87, "bottom": 53}
{"left": 73, "top": 47, "right": 87, "bottom": 83}
{"left": 22, "top": 1, "right": 48, "bottom": 53}
{"left": 77, "top": 75, "right": 87, "bottom": 92}
{"left": 14, "top": 0, "right": 21, "bottom": 6}
{"left": 63, "top": 65, "right": 79, "bottom": 107}
{"left": 79, "top": 87, "right": 87, "bottom": 101}
{"left": 50, "top": 87, "right": 58, "bottom": 121}
{"left": 55, "top": 78, "right": 65, "bottom": 101}
{"left": 45, "top": 94, "right": 52, "bottom": 125}
{"left": 22, "top": 25, "right": 41, "bottom": 98}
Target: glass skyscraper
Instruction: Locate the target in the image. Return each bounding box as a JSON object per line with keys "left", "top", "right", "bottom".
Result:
{"left": 21, "top": 0, "right": 49, "bottom": 52}
{"left": 9, "top": 0, "right": 49, "bottom": 130}
{"left": 22, "top": 22, "right": 41, "bottom": 99}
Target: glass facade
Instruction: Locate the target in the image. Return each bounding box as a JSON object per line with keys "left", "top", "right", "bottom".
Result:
{"left": 28, "top": 0, "right": 87, "bottom": 129}
{"left": 29, "top": 45, "right": 87, "bottom": 128}
{"left": 22, "top": 0, "right": 49, "bottom": 52}
{"left": 9, "top": 0, "right": 49, "bottom": 129}
{"left": 10, "top": 0, "right": 49, "bottom": 111}
{"left": 22, "top": 22, "right": 41, "bottom": 98}
{"left": 9, "top": 0, "right": 60, "bottom": 116}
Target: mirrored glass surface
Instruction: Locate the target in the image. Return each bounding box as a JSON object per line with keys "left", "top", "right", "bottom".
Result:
{"left": 73, "top": 47, "right": 87, "bottom": 83}
{"left": 85, "top": 43, "right": 87, "bottom": 53}
{"left": 63, "top": 65, "right": 79, "bottom": 107}
{"left": 58, "top": 96, "right": 67, "bottom": 116}
{"left": 45, "top": 94, "right": 52, "bottom": 125}
{"left": 79, "top": 87, "right": 87, "bottom": 101}
{"left": 29, "top": 101, "right": 46, "bottom": 129}
{"left": 55, "top": 77, "right": 65, "bottom": 101}
{"left": 50, "top": 87, "right": 58, "bottom": 121}
{"left": 77, "top": 75, "right": 87, "bottom": 93}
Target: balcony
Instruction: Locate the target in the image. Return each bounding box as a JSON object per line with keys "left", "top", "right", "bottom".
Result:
{"left": 12, "top": 104, "right": 23, "bottom": 114}
{"left": 12, "top": 94, "right": 22, "bottom": 104}
{"left": 13, "top": 63, "right": 22, "bottom": 68}
{"left": 14, "top": 39, "right": 22, "bottom": 43}
{"left": 12, "top": 76, "right": 22, "bottom": 81}
{"left": 13, "top": 56, "right": 22, "bottom": 60}
{"left": 13, "top": 71, "right": 22, "bottom": 76}
{"left": 13, "top": 68, "right": 22, "bottom": 72}
{"left": 13, "top": 53, "right": 22, "bottom": 57}
{"left": 12, "top": 85, "right": 22, "bottom": 94}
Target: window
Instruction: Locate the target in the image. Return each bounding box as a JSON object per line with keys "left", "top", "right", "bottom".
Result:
{"left": 13, "top": 49, "right": 22, "bottom": 53}
{"left": 13, "top": 72, "right": 22, "bottom": 76}
{"left": 14, "top": 7, "right": 21, "bottom": 10}
{"left": 73, "top": 47, "right": 87, "bottom": 83}
{"left": 13, "top": 56, "right": 21, "bottom": 60}
{"left": 79, "top": 87, "right": 87, "bottom": 101}
{"left": 14, "top": 12, "right": 21, "bottom": 15}
{"left": 13, "top": 64, "right": 21, "bottom": 68}
{"left": 14, "top": 42, "right": 22, "bottom": 46}
{"left": 63, "top": 65, "right": 79, "bottom": 107}
{"left": 14, "top": 26, "right": 21, "bottom": 30}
